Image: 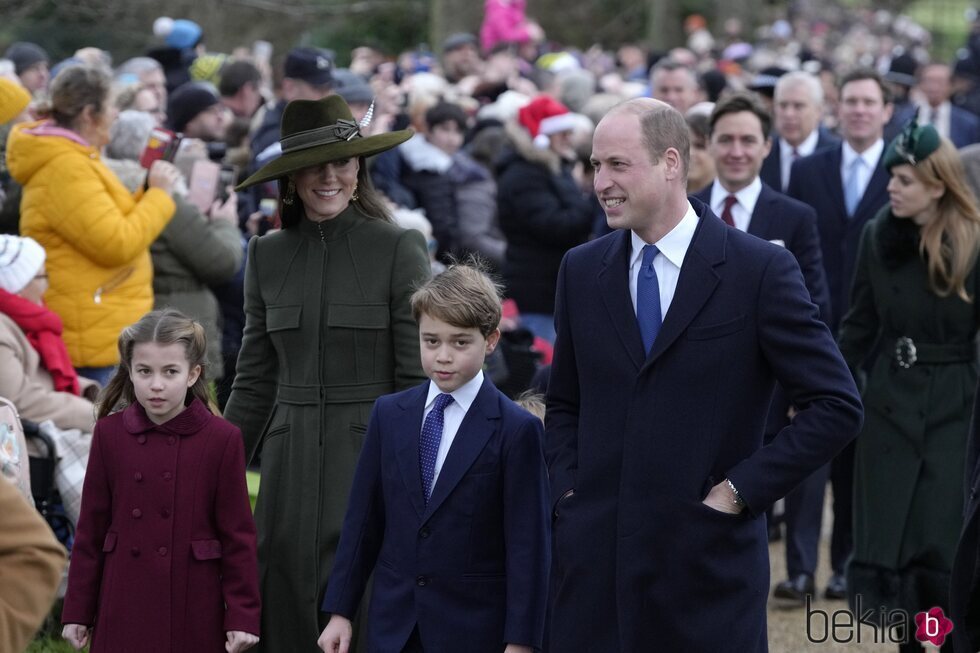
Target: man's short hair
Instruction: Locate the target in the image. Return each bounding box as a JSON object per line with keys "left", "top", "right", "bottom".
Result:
{"left": 774, "top": 71, "right": 824, "bottom": 107}
{"left": 115, "top": 56, "right": 163, "bottom": 80}
{"left": 411, "top": 260, "right": 503, "bottom": 337}
{"left": 709, "top": 91, "right": 772, "bottom": 139}
{"left": 425, "top": 102, "right": 468, "bottom": 131}
{"left": 838, "top": 67, "right": 891, "bottom": 104}
{"left": 611, "top": 99, "right": 691, "bottom": 181}
{"left": 218, "top": 59, "right": 261, "bottom": 97}
{"left": 650, "top": 58, "right": 700, "bottom": 88}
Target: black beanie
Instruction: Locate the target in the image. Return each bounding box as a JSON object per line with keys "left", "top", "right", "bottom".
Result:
{"left": 167, "top": 82, "right": 219, "bottom": 132}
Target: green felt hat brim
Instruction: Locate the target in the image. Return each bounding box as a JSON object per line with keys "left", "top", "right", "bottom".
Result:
{"left": 236, "top": 128, "right": 413, "bottom": 190}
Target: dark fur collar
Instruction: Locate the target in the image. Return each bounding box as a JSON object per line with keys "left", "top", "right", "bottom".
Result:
{"left": 877, "top": 210, "right": 921, "bottom": 269}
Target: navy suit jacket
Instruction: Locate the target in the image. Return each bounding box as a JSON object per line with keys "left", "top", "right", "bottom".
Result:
{"left": 760, "top": 128, "right": 841, "bottom": 191}
{"left": 694, "top": 182, "right": 832, "bottom": 435}
{"left": 321, "top": 378, "right": 550, "bottom": 653}
{"left": 545, "top": 199, "right": 863, "bottom": 652}
{"left": 787, "top": 144, "right": 890, "bottom": 333}
{"left": 950, "top": 104, "right": 980, "bottom": 148}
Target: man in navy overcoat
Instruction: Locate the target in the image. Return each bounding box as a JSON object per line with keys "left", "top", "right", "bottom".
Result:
{"left": 545, "top": 98, "right": 863, "bottom": 652}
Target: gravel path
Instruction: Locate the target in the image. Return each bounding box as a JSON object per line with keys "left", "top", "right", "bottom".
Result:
{"left": 767, "top": 491, "right": 899, "bottom": 652}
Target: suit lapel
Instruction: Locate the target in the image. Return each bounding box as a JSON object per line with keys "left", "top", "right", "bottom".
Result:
{"left": 854, "top": 161, "right": 889, "bottom": 223}
{"left": 747, "top": 184, "right": 776, "bottom": 238}
{"left": 423, "top": 379, "right": 499, "bottom": 520}
{"left": 645, "top": 207, "right": 722, "bottom": 368}
{"left": 395, "top": 384, "right": 430, "bottom": 518}
{"left": 598, "top": 230, "right": 646, "bottom": 371}
{"left": 824, "top": 147, "right": 847, "bottom": 218}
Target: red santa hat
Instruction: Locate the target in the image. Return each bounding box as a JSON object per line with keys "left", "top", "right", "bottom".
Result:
{"left": 518, "top": 95, "right": 578, "bottom": 149}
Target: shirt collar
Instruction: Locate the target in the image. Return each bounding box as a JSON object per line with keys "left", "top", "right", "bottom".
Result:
{"left": 841, "top": 138, "right": 884, "bottom": 172}
{"left": 708, "top": 176, "right": 762, "bottom": 216}
{"left": 780, "top": 128, "right": 819, "bottom": 158}
{"left": 426, "top": 369, "right": 484, "bottom": 413}
{"left": 629, "top": 201, "right": 699, "bottom": 271}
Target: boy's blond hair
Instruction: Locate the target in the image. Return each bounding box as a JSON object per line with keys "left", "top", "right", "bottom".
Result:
{"left": 411, "top": 259, "right": 503, "bottom": 337}
{"left": 515, "top": 390, "right": 546, "bottom": 422}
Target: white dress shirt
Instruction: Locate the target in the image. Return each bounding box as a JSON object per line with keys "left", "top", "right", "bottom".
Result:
{"left": 918, "top": 101, "right": 951, "bottom": 140}
{"left": 708, "top": 177, "right": 763, "bottom": 233}
{"left": 841, "top": 139, "right": 884, "bottom": 205}
{"left": 629, "top": 202, "right": 699, "bottom": 320}
{"left": 780, "top": 129, "right": 819, "bottom": 191}
{"left": 422, "top": 369, "right": 484, "bottom": 489}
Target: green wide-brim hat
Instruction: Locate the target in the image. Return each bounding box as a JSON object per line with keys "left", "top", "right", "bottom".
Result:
{"left": 236, "top": 95, "right": 413, "bottom": 190}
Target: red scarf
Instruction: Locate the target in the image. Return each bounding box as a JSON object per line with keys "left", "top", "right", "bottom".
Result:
{"left": 0, "top": 289, "right": 81, "bottom": 395}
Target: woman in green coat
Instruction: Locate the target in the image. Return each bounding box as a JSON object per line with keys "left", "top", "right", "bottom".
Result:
{"left": 839, "top": 121, "right": 980, "bottom": 647}
{"left": 224, "top": 96, "right": 431, "bottom": 652}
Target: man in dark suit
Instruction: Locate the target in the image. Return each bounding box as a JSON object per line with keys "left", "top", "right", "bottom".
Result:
{"left": 787, "top": 67, "right": 893, "bottom": 601}
{"left": 546, "top": 98, "right": 862, "bottom": 652}
{"left": 693, "top": 92, "right": 833, "bottom": 607}
{"left": 917, "top": 62, "right": 980, "bottom": 148}
{"left": 761, "top": 71, "right": 840, "bottom": 192}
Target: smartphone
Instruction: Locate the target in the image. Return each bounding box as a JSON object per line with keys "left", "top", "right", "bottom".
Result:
{"left": 217, "top": 164, "right": 239, "bottom": 203}
{"left": 140, "top": 128, "right": 182, "bottom": 169}
{"left": 187, "top": 159, "right": 221, "bottom": 213}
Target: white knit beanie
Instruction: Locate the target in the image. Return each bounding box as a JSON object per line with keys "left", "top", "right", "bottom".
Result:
{"left": 0, "top": 235, "right": 45, "bottom": 293}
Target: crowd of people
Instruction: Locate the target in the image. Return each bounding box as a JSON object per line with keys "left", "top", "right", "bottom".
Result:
{"left": 3, "top": 1, "right": 980, "bottom": 651}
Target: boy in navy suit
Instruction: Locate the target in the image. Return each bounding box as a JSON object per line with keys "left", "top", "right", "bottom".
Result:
{"left": 318, "top": 262, "right": 550, "bottom": 653}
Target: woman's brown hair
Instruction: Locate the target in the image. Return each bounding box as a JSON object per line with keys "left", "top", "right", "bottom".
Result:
{"left": 909, "top": 139, "right": 980, "bottom": 302}
{"left": 36, "top": 64, "right": 112, "bottom": 131}
{"left": 96, "top": 309, "right": 219, "bottom": 419}
{"left": 278, "top": 156, "right": 392, "bottom": 228}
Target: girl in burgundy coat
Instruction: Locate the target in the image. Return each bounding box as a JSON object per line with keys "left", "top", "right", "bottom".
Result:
{"left": 61, "top": 309, "right": 260, "bottom": 653}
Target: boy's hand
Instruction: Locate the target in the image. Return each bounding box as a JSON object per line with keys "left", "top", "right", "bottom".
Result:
{"left": 504, "top": 645, "right": 534, "bottom": 653}
{"left": 225, "top": 630, "right": 259, "bottom": 652}
{"left": 62, "top": 624, "right": 90, "bottom": 650}
{"left": 317, "top": 614, "right": 353, "bottom": 653}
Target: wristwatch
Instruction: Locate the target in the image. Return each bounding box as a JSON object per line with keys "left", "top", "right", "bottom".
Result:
{"left": 726, "top": 479, "right": 746, "bottom": 509}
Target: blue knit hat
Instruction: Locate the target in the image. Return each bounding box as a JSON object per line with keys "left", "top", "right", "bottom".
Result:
{"left": 154, "top": 17, "right": 203, "bottom": 50}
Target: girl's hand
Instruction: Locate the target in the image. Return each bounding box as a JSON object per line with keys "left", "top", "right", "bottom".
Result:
{"left": 317, "top": 614, "right": 353, "bottom": 653}
{"left": 225, "top": 630, "right": 259, "bottom": 653}
{"left": 62, "top": 624, "right": 90, "bottom": 650}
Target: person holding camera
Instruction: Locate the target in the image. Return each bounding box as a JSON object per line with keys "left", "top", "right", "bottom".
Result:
{"left": 103, "top": 110, "right": 243, "bottom": 383}
{"left": 6, "top": 64, "right": 179, "bottom": 387}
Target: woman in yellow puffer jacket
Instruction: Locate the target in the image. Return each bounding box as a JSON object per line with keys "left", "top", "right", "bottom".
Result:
{"left": 6, "top": 64, "right": 180, "bottom": 385}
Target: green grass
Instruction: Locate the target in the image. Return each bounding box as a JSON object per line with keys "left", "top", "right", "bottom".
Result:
{"left": 26, "top": 636, "right": 77, "bottom": 653}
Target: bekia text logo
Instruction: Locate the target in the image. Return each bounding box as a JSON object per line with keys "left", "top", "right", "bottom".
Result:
{"left": 914, "top": 607, "right": 953, "bottom": 648}
{"left": 806, "top": 596, "right": 953, "bottom": 646}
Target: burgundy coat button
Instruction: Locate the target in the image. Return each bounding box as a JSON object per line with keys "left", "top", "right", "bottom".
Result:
{"left": 167, "top": 436, "right": 176, "bottom": 445}
{"left": 158, "top": 547, "right": 168, "bottom": 556}
{"left": 137, "top": 435, "right": 147, "bottom": 444}
{"left": 134, "top": 472, "right": 143, "bottom": 482}
{"left": 162, "top": 471, "right": 173, "bottom": 480}
{"left": 130, "top": 547, "right": 140, "bottom": 557}
{"left": 132, "top": 508, "right": 142, "bottom": 518}
{"left": 161, "top": 508, "right": 171, "bottom": 519}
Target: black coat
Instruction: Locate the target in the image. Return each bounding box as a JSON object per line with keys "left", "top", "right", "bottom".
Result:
{"left": 952, "top": 385, "right": 980, "bottom": 653}
{"left": 496, "top": 131, "right": 592, "bottom": 315}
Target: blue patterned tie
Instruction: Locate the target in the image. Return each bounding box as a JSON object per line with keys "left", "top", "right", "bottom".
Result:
{"left": 420, "top": 393, "right": 454, "bottom": 503}
{"left": 636, "top": 244, "right": 662, "bottom": 354}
